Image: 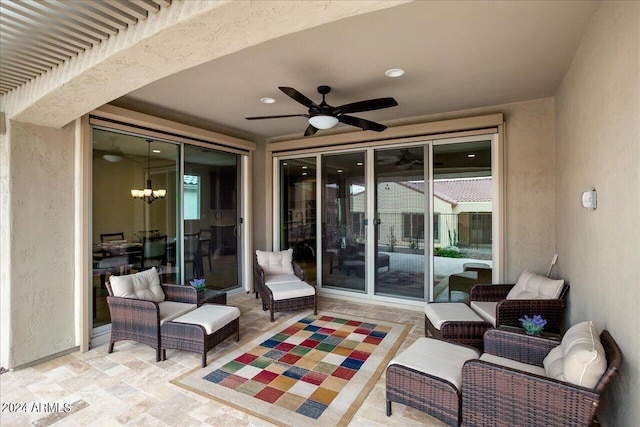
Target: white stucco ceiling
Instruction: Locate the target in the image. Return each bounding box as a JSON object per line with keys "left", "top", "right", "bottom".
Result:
{"left": 112, "top": 1, "right": 600, "bottom": 142}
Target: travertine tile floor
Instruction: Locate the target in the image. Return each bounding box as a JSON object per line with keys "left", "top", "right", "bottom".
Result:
{"left": 0, "top": 293, "right": 446, "bottom": 426}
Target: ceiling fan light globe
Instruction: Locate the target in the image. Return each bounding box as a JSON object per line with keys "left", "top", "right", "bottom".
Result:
{"left": 103, "top": 154, "right": 123, "bottom": 163}
{"left": 309, "top": 115, "right": 338, "bottom": 130}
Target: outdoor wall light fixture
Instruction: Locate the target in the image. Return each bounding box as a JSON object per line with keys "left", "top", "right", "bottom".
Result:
{"left": 131, "top": 139, "right": 166, "bottom": 204}
{"left": 581, "top": 189, "right": 597, "bottom": 210}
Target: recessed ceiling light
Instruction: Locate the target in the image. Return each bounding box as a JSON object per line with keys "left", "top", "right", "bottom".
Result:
{"left": 152, "top": 149, "right": 161, "bottom": 153}
{"left": 282, "top": 162, "right": 288, "bottom": 166}
{"left": 302, "top": 166, "right": 307, "bottom": 169}
{"left": 337, "top": 169, "right": 343, "bottom": 173}
{"left": 356, "top": 162, "right": 364, "bottom": 166}
{"left": 467, "top": 154, "right": 476, "bottom": 158}
{"left": 260, "top": 97, "right": 276, "bottom": 104}
{"left": 302, "top": 172, "right": 307, "bottom": 176}
{"left": 385, "top": 68, "right": 405, "bottom": 78}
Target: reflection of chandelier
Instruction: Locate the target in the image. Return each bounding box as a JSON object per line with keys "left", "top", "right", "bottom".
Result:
{"left": 131, "top": 139, "right": 166, "bottom": 204}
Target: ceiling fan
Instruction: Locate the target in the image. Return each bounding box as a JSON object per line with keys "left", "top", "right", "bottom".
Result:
{"left": 246, "top": 85, "right": 398, "bottom": 137}
{"left": 378, "top": 149, "right": 424, "bottom": 170}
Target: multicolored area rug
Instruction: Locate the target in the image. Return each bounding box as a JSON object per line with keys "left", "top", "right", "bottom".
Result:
{"left": 172, "top": 310, "right": 410, "bottom": 427}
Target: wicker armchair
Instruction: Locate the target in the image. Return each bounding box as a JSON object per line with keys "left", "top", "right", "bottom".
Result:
{"left": 105, "top": 275, "right": 197, "bottom": 362}
{"left": 461, "top": 328, "right": 622, "bottom": 427}
{"left": 254, "top": 249, "right": 317, "bottom": 321}
{"left": 469, "top": 282, "right": 569, "bottom": 333}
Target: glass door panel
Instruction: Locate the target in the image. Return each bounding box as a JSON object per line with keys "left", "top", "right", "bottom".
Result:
{"left": 432, "top": 140, "right": 493, "bottom": 302}
{"left": 184, "top": 146, "right": 240, "bottom": 291}
{"left": 91, "top": 130, "right": 179, "bottom": 329}
{"left": 374, "top": 147, "right": 426, "bottom": 299}
{"left": 279, "top": 158, "right": 317, "bottom": 283}
{"left": 321, "top": 152, "right": 366, "bottom": 293}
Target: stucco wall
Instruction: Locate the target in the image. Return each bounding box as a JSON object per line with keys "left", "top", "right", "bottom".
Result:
{"left": 554, "top": 2, "right": 640, "bottom": 425}
{"left": 0, "top": 121, "right": 77, "bottom": 368}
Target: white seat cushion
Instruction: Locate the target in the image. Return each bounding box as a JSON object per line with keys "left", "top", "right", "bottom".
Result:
{"left": 388, "top": 337, "right": 480, "bottom": 391}
{"left": 158, "top": 301, "right": 197, "bottom": 325}
{"left": 171, "top": 304, "right": 241, "bottom": 334}
{"left": 256, "top": 248, "right": 295, "bottom": 275}
{"left": 469, "top": 301, "right": 498, "bottom": 326}
{"left": 264, "top": 274, "right": 301, "bottom": 285}
{"left": 109, "top": 267, "right": 165, "bottom": 302}
{"left": 506, "top": 269, "right": 564, "bottom": 300}
{"left": 424, "top": 302, "right": 484, "bottom": 330}
{"left": 480, "top": 353, "right": 547, "bottom": 377}
{"left": 559, "top": 321, "right": 607, "bottom": 388}
{"left": 266, "top": 281, "right": 315, "bottom": 301}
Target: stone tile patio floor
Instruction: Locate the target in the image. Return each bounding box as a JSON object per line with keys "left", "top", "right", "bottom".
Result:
{"left": 0, "top": 292, "right": 446, "bottom": 427}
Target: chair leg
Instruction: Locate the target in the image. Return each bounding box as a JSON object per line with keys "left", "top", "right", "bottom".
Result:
{"left": 156, "top": 348, "right": 161, "bottom": 362}
{"left": 386, "top": 400, "right": 392, "bottom": 416}
{"left": 235, "top": 329, "right": 240, "bottom": 341}
{"left": 202, "top": 354, "right": 207, "bottom": 368}
{"left": 270, "top": 308, "right": 275, "bottom": 322}
{"left": 108, "top": 342, "right": 114, "bottom": 354}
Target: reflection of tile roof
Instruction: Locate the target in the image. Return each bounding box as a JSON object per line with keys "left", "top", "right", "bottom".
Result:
{"left": 401, "top": 177, "right": 492, "bottom": 205}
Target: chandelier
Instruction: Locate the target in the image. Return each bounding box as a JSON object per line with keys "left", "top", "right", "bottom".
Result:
{"left": 131, "top": 139, "right": 166, "bottom": 204}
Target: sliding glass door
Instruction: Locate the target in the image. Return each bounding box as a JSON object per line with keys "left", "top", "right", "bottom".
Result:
{"left": 432, "top": 139, "right": 494, "bottom": 303}
{"left": 274, "top": 134, "right": 498, "bottom": 304}
{"left": 278, "top": 158, "right": 317, "bottom": 283}
{"left": 91, "top": 130, "right": 179, "bottom": 329}
{"left": 321, "top": 151, "right": 366, "bottom": 293}
{"left": 91, "top": 128, "right": 243, "bottom": 336}
{"left": 183, "top": 146, "right": 241, "bottom": 290}
{"left": 374, "top": 147, "right": 426, "bottom": 299}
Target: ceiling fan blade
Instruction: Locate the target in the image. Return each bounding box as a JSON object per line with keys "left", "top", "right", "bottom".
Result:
{"left": 339, "top": 115, "right": 387, "bottom": 132}
{"left": 336, "top": 97, "right": 398, "bottom": 114}
{"left": 279, "top": 87, "right": 318, "bottom": 109}
{"left": 304, "top": 124, "right": 319, "bottom": 137}
{"left": 245, "top": 114, "right": 308, "bottom": 120}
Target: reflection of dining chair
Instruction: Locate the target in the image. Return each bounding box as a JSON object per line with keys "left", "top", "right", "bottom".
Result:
{"left": 137, "top": 229, "right": 159, "bottom": 237}
{"left": 93, "top": 256, "right": 133, "bottom": 319}
{"left": 100, "top": 232, "right": 125, "bottom": 243}
{"left": 140, "top": 235, "right": 167, "bottom": 269}
{"left": 199, "top": 228, "right": 213, "bottom": 272}
{"left": 184, "top": 232, "right": 204, "bottom": 279}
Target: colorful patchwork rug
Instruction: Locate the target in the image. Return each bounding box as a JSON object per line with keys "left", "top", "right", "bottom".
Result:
{"left": 172, "top": 310, "right": 410, "bottom": 427}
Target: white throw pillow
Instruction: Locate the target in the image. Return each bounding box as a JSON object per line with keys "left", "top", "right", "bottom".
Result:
{"left": 256, "top": 248, "right": 295, "bottom": 275}
{"left": 543, "top": 345, "right": 565, "bottom": 381}
{"left": 560, "top": 321, "right": 607, "bottom": 388}
{"left": 109, "top": 267, "right": 165, "bottom": 302}
{"left": 506, "top": 269, "right": 564, "bottom": 300}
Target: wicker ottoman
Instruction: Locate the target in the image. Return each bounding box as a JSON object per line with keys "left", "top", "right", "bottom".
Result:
{"left": 161, "top": 304, "right": 240, "bottom": 367}
{"left": 386, "top": 338, "right": 480, "bottom": 426}
{"left": 424, "top": 302, "right": 489, "bottom": 350}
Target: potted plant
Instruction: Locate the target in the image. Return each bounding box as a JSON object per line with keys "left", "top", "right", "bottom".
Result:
{"left": 519, "top": 314, "right": 547, "bottom": 336}
{"left": 189, "top": 278, "right": 206, "bottom": 291}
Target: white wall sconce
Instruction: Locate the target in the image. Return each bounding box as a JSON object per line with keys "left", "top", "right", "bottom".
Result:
{"left": 581, "top": 189, "right": 597, "bottom": 210}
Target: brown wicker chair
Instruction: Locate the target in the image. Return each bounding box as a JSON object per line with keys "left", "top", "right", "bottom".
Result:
{"left": 461, "top": 328, "right": 622, "bottom": 426}
{"left": 469, "top": 282, "right": 569, "bottom": 333}
{"left": 105, "top": 279, "right": 197, "bottom": 362}
{"left": 254, "top": 250, "right": 317, "bottom": 322}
